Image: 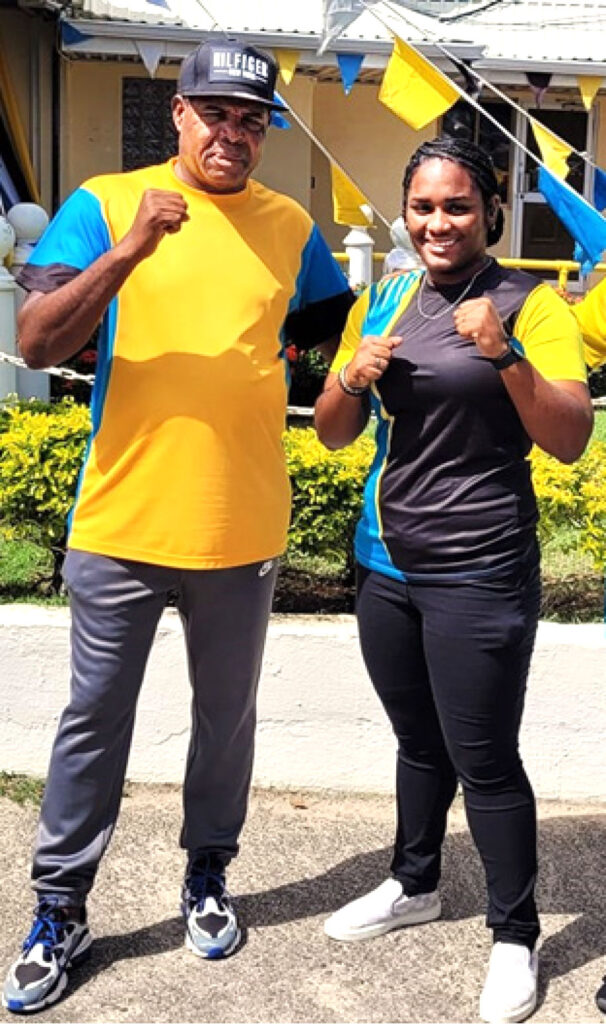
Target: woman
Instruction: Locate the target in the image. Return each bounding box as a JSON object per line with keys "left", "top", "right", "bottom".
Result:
{"left": 315, "top": 137, "right": 593, "bottom": 1024}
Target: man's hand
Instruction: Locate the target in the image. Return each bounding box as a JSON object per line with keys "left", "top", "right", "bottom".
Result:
{"left": 453, "top": 297, "right": 508, "bottom": 360}
{"left": 117, "top": 190, "right": 190, "bottom": 262}
{"left": 346, "top": 334, "right": 402, "bottom": 389}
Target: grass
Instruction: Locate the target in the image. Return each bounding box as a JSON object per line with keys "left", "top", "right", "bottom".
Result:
{"left": 0, "top": 536, "right": 53, "bottom": 596}
{"left": 0, "top": 772, "right": 44, "bottom": 806}
{"left": 593, "top": 408, "right": 606, "bottom": 442}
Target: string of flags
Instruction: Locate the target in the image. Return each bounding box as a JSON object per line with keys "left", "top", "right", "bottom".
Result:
{"left": 271, "top": 3, "right": 606, "bottom": 271}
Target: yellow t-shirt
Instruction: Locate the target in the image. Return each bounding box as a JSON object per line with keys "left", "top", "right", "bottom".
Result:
{"left": 22, "top": 160, "right": 351, "bottom": 568}
{"left": 572, "top": 276, "right": 606, "bottom": 369}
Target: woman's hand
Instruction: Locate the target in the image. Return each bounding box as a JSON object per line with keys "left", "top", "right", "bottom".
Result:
{"left": 453, "top": 297, "right": 508, "bottom": 359}
{"left": 345, "top": 334, "right": 403, "bottom": 389}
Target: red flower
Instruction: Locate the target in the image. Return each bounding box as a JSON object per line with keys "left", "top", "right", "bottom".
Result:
{"left": 78, "top": 349, "right": 98, "bottom": 366}
{"left": 285, "top": 344, "right": 298, "bottom": 364}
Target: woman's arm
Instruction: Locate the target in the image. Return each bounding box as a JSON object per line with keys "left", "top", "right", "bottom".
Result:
{"left": 314, "top": 333, "right": 401, "bottom": 450}
{"left": 454, "top": 296, "right": 593, "bottom": 464}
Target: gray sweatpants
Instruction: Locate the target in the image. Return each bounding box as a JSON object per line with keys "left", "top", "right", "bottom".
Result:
{"left": 32, "top": 549, "right": 278, "bottom": 902}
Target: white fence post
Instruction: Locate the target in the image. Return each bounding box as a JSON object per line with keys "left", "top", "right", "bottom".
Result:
{"left": 7, "top": 204, "right": 50, "bottom": 402}
{"left": 343, "top": 225, "right": 374, "bottom": 289}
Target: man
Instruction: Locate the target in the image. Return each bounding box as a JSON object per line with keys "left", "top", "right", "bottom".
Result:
{"left": 2, "top": 38, "right": 353, "bottom": 1013}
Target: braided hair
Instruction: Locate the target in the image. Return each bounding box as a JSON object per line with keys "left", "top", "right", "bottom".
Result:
{"left": 402, "top": 136, "right": 504, "bottom": 246}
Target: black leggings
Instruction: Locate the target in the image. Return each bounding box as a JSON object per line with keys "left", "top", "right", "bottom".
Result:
{"left": 356, "top": 558, "right": 541, "bottom": 950}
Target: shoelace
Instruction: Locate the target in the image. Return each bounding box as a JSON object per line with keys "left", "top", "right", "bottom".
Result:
{"left": 22, "top": 900, "right": 67, "bottom": 956}
{"left": 187, "top": 864, "right": 227, "bottom": 911}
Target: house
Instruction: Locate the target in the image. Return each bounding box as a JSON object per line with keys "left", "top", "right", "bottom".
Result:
{"left": 2, "top": 0, "right": 606, "bottom": 271}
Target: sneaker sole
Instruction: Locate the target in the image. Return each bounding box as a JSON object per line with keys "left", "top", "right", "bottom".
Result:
{"left": 479, "top": 990, "right": 537, "bottom": 1024}
{"left": 324, "top": 899, "right": 441, "bottom": 942}
{"left": 2, "top": 934, "right": 92, "bottom": 1015}
{"left": 185, "top": 927, "right": 242, "bottom": 960}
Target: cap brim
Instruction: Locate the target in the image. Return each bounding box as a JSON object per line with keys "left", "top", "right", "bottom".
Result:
{"left": 180, "top": 88, "right": 284, "bottom": 112}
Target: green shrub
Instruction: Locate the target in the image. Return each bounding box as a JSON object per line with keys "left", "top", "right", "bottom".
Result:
{"left": 531, "top": 440, "right": 606, "bottom": 570}
{"left": 284, "top": 427, "right": 374, "bottom": 575}
{"left": 0, "top": 398, "right": 90, "bottom": 549}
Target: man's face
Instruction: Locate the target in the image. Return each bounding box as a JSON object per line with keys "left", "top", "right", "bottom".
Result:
{"left": 172, "top": 96, "right": 269, "bottom": 194}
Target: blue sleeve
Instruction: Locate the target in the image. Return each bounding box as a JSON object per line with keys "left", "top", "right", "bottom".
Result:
{"left": 28, "top": 187, "right": 111, "bottom": 271}
{"left": 290, "top": 223, "right": 350, "bottom": 312}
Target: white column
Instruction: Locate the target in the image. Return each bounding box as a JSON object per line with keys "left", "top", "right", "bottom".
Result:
{"left": 0, "top": 216, "right": 17, "bottom": 401}
{"left": 7, "top": 203, "right": 50, "bottom": 401}
{"left": 343, "top": 226, "right": 374, "bottom": 290}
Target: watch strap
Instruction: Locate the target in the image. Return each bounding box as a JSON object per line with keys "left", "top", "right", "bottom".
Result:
{"left": 488, "top": 337, "right": 525, "bottom": 370}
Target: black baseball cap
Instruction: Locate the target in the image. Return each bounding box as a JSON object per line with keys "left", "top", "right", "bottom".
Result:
{"left": 177, "top": 40, "right": 283, "bottom": 111}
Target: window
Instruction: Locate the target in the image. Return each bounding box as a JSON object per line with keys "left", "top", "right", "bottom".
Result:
{"left": 122, "top": 78, "right": 177, "bottom": 172}
{"left": 441, "top": 100, "right": 513, "bottom": 204}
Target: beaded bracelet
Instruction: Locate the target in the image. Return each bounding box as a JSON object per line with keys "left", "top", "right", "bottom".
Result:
{"left": 338, "top": 363, "right": 369, "bottom": 397}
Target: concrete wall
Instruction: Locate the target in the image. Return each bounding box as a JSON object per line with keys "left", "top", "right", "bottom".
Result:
{"left": 0, "top": 606, "right": 603, "bottom": 802}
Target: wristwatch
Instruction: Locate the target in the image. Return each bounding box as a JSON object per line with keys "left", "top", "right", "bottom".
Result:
{"left": 487, "top": 336, "right": 525, "bottom": 371}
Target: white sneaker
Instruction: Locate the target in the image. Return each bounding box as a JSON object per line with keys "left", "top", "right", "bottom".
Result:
{"left": 324, "top": 877, "right": 441, "bottom": 942}
{"left": 479, "top": 942, "right": 539, "bottom": 1024}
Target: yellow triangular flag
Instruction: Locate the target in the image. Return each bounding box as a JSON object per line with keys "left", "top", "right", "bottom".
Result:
{"left": 379, "top": 36, "right": 459, "bottom": 131}
{"left": 531, "top": 119, "right": 572, "bottom": 180}
{"left": 275, "top": 49, "right": 300, "bottom": 85}
{"left": 577, "top": 75, "right": 603, "bottom": 111}
{"left": 331, "top": 165, "right": 372, "bottom": 227}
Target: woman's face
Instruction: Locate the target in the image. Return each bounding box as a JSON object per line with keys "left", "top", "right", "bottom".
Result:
{"left": 404, "top": 157, "right": 498, "bottom": 284}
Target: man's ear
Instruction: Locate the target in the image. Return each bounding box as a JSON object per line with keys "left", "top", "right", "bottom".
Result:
{"left": 171, "top": 95, "right": 187, "bottom": 132}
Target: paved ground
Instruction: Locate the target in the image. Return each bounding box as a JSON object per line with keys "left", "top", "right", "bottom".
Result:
{"left": 0, "top": 787, "right": 605, "bottom": 1024}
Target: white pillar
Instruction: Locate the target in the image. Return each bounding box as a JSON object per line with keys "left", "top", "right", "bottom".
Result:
{"left": 0, "top": 216, "right": 17, "bottom": 401}
{"left": 343, "top": 226, "right": 374, "bottom": 290}
{"left": 7, "top": 203, "right": 50, "bottom": 401}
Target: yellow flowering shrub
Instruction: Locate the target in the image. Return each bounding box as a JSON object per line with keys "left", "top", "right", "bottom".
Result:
{"left": 531, "top": 440, "right": 606, "bottom": 570}
{"left": 284, "top": 427, "right": 374, "bottom": 569}
{"left": 0, "top": 399, "right": 91, "bottom": 547}
{"left": 1, "top": 400, "right": 604, "bottom": 580}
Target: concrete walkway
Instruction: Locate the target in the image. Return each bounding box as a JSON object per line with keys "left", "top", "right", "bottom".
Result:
{"left": 1, "top": 787, "right": 605, "bottom": 1024}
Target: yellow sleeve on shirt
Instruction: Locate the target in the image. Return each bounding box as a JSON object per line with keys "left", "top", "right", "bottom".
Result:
{"left": 571, "top": 276, "right": 606, "bottom": 369}
{"left": 330, "top": 289, "right": 371, "bottom": 374}
{"left": 514, "top": 283, "right": 587, "bottom": 382}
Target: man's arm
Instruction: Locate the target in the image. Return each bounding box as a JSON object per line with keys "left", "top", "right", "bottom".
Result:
{"left": 19, "top": 189, "right": 189, "bottom": 369}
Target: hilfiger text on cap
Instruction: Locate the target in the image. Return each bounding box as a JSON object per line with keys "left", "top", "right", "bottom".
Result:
{"left": 212, "top": 51, "right": 269, "bottom": 82}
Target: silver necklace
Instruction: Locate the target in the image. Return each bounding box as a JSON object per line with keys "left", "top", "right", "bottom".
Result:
{"left": 416, "top": 256, "right": 493, "bottom": 321}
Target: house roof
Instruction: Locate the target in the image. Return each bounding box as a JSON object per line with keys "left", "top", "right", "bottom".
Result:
{"left": 51, "top": 0, "right": 606, "bottom": 75}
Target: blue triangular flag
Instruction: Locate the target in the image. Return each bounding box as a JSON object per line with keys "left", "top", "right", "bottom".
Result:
{"left": 270, "top": 91, "right": 290, "bottom": 130}
{"left": 270, "top": 111, "right": 291, "bottom": 130}
{"left": 336, "top": 53, "right": 365, "bottom": 95}
{"left": 61, "top": 22, "right": 92, "bottom": 45}
{"left": 594, "top": 166, "right": 606, "bottom": 213}
{"left": 538, "top": 166, "right": 606, "bottom": 272}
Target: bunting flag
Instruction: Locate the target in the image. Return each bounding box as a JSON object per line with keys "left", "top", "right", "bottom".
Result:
{"left": 337, "top": 53, "right": 365, "bottom": 95}
{"left": 594, "top": 166, "right": 606, "bottom": 213}
{"left": 135, "top": 40, "right": 164, "bottom": 77}
{"left": 331, "top": 165, "right": 372, "bottom": 226}
{"left": 577, "top": 75, "right": 603, "bottom": 112}
{"left": 275, "top": 49, "right": 300, "bottom": 86}
{"left": 538, "top": 167, "right": 606, "bottom": 273}
{"left": 530, "top": 120, "right": 572, "bottom": 180}
{"left": 270, "top": 92, "right": 291, "bottom": 131}
{"left": 318, "top": 0, "right": 376, "bottom": 55}
{"left": 379, "top": 36, "right": 460, "bottom": 131}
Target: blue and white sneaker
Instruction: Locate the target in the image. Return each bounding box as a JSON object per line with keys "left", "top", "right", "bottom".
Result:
{"left": 2, "top": 897, "right": 92, "bottom": 1013}
{"left": 181, "top": 859, "right": 240, "bottom": 960}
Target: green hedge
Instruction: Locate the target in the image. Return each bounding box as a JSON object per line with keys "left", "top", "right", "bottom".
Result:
{"left": 1, "top": 399, "right": 605, "bottom": 580}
